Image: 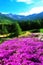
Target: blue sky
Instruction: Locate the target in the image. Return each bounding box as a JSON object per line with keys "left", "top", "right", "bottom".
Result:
{"left": 0, "top": 0, "right": 43, "bottom": 16}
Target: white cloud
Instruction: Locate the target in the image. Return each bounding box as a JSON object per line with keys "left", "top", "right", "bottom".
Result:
{"left": 18, "top": 12, "right": 29, "bottom": 16}
{"left": 16, "top": 0, "right": 33, "bottom": 4}
{"left": 2, "top": 12, "right": 10, "bottom": 14}
{"left": 18, "top": 7, "right": 43, "bottom": 16}
{"left": 29, "top": 7, "right": 43, "bottom": 14}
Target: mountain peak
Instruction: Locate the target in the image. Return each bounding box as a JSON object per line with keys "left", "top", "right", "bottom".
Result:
{"left": 0, "top": 12, "right": 43, "bottom": 21}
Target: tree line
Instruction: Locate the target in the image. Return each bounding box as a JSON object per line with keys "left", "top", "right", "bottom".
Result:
{"left": 0, "top": 19, "right": 43, "bottom": 37}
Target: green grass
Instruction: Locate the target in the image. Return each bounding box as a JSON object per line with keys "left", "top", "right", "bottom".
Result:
{"left": 40, "top": 28, "right": 43, "bottom": 33}
{"left": 0, "top": 28, "right": 43, "bottom": 44}
{"left": 29, "top": 28, "right": 43, "bottom": 33}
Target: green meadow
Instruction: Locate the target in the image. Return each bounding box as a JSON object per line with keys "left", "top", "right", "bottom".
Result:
{"left": 0, "top": 15, "right": 43, "bottom": 43}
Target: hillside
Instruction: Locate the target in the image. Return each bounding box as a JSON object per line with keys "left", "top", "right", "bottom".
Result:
{"left": 0, "top": 13, "right": 16, "bottom": 24}
{"left": 4, "top": 12, "right": 43, "bottom": 21}
{"left": 0, "top": 12, "right": 43, "bottom": 22}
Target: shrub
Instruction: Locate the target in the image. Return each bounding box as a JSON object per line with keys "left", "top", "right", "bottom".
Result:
{"left": 14, "top": 22, "right": 22, "bottom": 37}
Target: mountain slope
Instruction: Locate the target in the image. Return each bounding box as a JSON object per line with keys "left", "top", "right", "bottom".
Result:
{"left": 5, "top": 12, "right": 43, "bottom": 20}
{"left": 0, "top": 12, "right": 43, "bottom": 21}
{"left": 0, "top": 13, "right": 16, "bottom": 24}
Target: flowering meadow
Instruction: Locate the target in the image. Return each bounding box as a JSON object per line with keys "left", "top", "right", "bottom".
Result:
{"left": 0, "top": 37, "right": 43, "bottom": 65}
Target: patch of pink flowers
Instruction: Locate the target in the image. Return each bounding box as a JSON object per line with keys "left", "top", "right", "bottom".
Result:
{"left": 0, "top": 37, "right": 43, "bottom": 65}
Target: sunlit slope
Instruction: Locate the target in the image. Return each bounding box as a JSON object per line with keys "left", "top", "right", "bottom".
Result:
{"left": 0, "top": 13, "right": 16, "bottom": 24}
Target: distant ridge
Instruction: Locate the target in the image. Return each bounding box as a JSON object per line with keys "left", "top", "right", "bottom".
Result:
{"left": 0, "top": 12, "right": 43, "bottom": 21}
{"left": 0, "top": 13, "right": 15, "bottom": 24}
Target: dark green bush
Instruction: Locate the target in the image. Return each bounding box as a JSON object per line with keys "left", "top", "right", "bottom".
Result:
{"left": 13, "top": 22, "right": 22, "bottom": 37}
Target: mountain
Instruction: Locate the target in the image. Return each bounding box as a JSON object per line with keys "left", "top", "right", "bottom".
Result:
{"left": 26, "top": 12, "right": 43, "bottom": 20}
{"left": 0, "top": 12, "right": 43, "bottom": 21}
{"left": 4, "top": 12, "right": 43, "bottom": 21}
{"left": 5, "top": 13, "right": 25, "bottom": 20}
{"left": 0, "top": 13, "right": 16, "bottom": 24}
